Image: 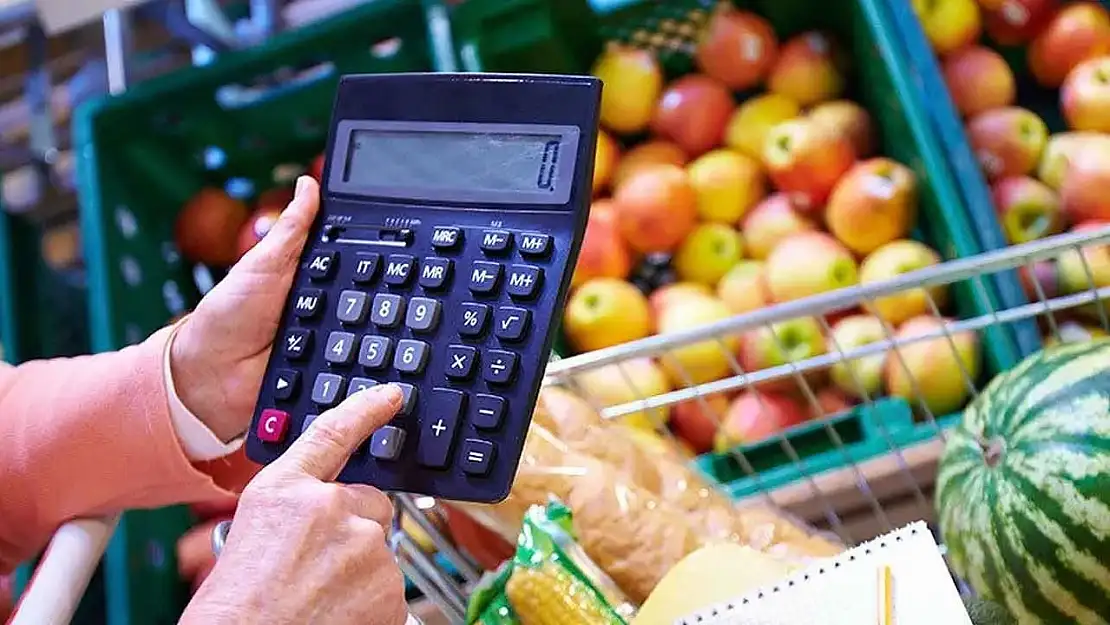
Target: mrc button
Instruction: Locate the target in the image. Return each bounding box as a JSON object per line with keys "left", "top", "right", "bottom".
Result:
{"left": 257, "top": 409, "right": 290, "bottom": 443}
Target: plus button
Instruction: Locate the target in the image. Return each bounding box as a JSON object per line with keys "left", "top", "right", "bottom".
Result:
{"left": 431, "top": 419, "right": 446, "bottom": 437}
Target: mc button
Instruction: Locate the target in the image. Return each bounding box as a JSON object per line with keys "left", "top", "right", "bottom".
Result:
{"left": 257, "top": 409, "right": 290, "bottom": 443}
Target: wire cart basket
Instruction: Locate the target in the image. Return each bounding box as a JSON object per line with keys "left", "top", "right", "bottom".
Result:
{"left": 12, "top": 225, "right": 1110, "bottom": 625}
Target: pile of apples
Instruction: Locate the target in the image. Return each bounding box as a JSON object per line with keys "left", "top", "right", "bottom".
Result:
{"left": 914, "top": 0, "right": 1110, "bottom": 341}
{"left": 560, "top": 5, "right": 981, "bottom": 458}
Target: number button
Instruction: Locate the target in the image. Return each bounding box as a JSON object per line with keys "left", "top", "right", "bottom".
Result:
{"left": 484, "top": 350, "right": 518, "bottom": 385}
{"left": 394, "top": 339, "right": 430, "bottom": 375}
{"left": 369, "top": 426, "right": 407, "bottom": 461}
{"left": 480, "top": 230, "right": 512, "bottom": 254}
{"left": 273, "top": 369, "right": 300, "bottom": 401}
{"left": 383, "top": 254, "right": 416, "bottom": 286}
{"left": 370, "top": 293, "right": 405, "bottom": 328}
{"left": 431, "top": 226, "right": 461, "bottom": 250}
{"left": 311, "top": 373, "right": 345, "bottom": 406}
{"left": 352, "top": 252, "right": 380, "bottom": 284}
{"left": 301, "top": 414, "right": 318, "bottom": 434}
{"left": 283, "top": 328, "right": 312, "bottom": 360}
{"left": 347, "top": 377, "right": 378, "bottom": 398}
{"left": 405, "top": 297, "right": 442, "bottom": 333}
{"left": 494, "top": 307, "right": 531, "bottom": 342}
{"left": 506, "top": 265, "right": 543, "bottom": 300}
{"left": 397, "top": 383, "right": 417, "bottom": 415}
{"left": 324, "top": 331, "right": 356, "bottom": 365}
{"left": 472, "top": 394, "right": 505, "bottom": 430}
{"left": 293, "top": 288, "right": 325, "bottom": 318}
{"left": 416, "top": 388, "right": 465, "bottom": 468}
{"left": 461, "top": 439, "right": 496, "bottom": 476}
{"left": 469, "top": 261, "right": 503, "bottom": 295}
{"left": 336, "top": 290, "right": 370, "bottom": 325}
{"left": 419, "top": 258, "right": 452, "bottom": 290}
{"left": 457, "top": 303, "right": 490, "bottom": 338}
{"left": 445, "top": 345, "right": 478, "bottom": 380}
{"left": 518, "top": 233, "right": 551, "bottom": 258}
{"left": 358, "top": 335, "right": 392, "bottom": 369}
{"left": 307, "top": 250, "right": 338, "bottom": 280}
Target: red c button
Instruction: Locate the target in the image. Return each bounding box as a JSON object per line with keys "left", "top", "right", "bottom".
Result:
{"left": 257, "top": 409, "right": 290, "bottom": 443}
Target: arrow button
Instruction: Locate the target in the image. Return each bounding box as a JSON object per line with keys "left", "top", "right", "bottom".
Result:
{"left": 273, "top": 369, "right": 300, "bottom": 401}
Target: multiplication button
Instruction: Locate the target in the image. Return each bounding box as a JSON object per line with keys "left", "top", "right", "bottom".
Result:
{"left": 416, "top": 388, "right": 466, "bottom": 468}
{"left": 445, "top": 345, "right": 478, "bottom": 380}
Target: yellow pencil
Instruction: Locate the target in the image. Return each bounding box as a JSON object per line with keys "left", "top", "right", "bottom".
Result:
{"left": 879, "top": 565, "right": 894, "bottom": 625}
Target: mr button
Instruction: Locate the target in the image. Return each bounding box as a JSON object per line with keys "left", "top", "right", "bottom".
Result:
{"left": 257, "top": 408, "right": 290, "bottom": 443}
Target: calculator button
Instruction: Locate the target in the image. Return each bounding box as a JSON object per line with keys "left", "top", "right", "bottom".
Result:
{"left": 257, "top": 409, "right": 290, "bottom": 443}
{"left": 283, "top": 328, "right": 312, "bottom": 360}
{"left": 419, "top": 258, "right": 453, "bottom": 290}
{"left": 293, "top": 289, "right": 325, "bottom": 318}
{"left": 472, "top": 394, "right": 505, "bottom": 430}
{"left": 416, "top": 388, "right": 466, "bottom": 468}
{"left": 461, "top": 439, "right": 496, "bottom": 476}
{"left": 397, "top": 383, "right": 417, "bottom": 415}
{"left": 311, "top": 373, "right": 345, "bottom": 406}
{"left": 394, "top": 339, "right": 430, "bottom": 374}
{"left": 307, "top": 250, "right": 338, "bottom": 280}
{"left": 469, "top": 261, "right": 503, "bottom": 295}
{"left": 369, "top": 426, "right": 407, "bottom": 461}
{"left": 370, "top": 293, "right": 405, "bottom": 327}
{"left": 358, "top": 336, "right": 392, "bottom": 369}
{"left": 445, "top": 345, "right": 479, "bottom": 380}
{"left": 324, "top": 331, "right": 356, "bottom": 365}
{"left": 518, "top": 233, "right": 552, "bottom": 257}
{"left": 480, "top": 230, "right": 512, "bottom": 254}
{"left": 347, "top": 377, "right": 378, "bottom": 397}
{"left": 352, "top": 252, "right": 381, "bottom": 284}
{"left": 457, "top": 303, "right": 490, "bottom": 337}
{"left": 336, "top": 290, "right": 370, "bottom": 325}
{"left": 484, "top": 350, "right": 519, "bottom": 385}
{"left": 273, "top": 369, "right": 300, "bottom": 401}
{"left": 506, "top": 265, "right": 543, "bottom": 300}
{"left": 383, "top": 254, "right": 416, "bottom": 286}
{"left": 493, "top": 307, "right": 531, "bottom": 342}
{"left": 405, "top": 297, "right": 442, "bottom": 333}
{"left": 431, "top": 226, "right": 462, "bottom": 250}
{"left": 301, "top": 414, "right": 318, "bottom": 434}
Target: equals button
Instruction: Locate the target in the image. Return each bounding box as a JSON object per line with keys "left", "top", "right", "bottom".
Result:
{"left": 461, "top": 439, "right": 495, "bottom": 476}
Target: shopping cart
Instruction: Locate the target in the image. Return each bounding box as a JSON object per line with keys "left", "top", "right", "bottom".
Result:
{"left": 11, "top": 225, "right": 1110, "bottom": 625}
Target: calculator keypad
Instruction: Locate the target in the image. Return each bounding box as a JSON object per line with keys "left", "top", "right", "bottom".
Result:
{"left": 255, "top": 218, "right": 567, "bottom": 500}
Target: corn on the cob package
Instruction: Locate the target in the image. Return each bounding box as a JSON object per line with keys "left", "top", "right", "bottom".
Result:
{"left": 466, "top": 500, "right": 632, "bottom": 625}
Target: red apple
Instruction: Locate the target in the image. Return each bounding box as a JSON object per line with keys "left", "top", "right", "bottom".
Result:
{"left": 983, "top": 0, "right": 1061, "bottom": 45}
{"left": 309, "top": 153, "right": 325, "bottom": 180}
{"left": 670, "top": 392, "right": 731, "bottom": 454}
{"left": 714, "top": 391, "right": 809, "bottom": 452}
{"left": 695, "top": 8, "right": 778, "bottom": 90}
{"left": 814, "top": 387, "right": 855, "bottom": 419}
{"left": 572, "top": 202, "right": 634, "bottom": 288}
{"left": 826, "top": 157, "right": 919, "bottom": 256}
{"left": 1018, "top": 258, "right": 1060, "bottom": 301}
{"left": 966, "top": 106, "right": 1049, "bottom": 180}
{"left": 767, "top": 31, "right": 846, "bottom": 107}
{"left": 235, "top": 207, "right": 283, "bottom": 259}
{"left": 256, "top": 186, "right": 294, "bottom": 211}
{"left": 1060, "top": 156, "right": 1110, "bottom": 222}
{"left": 613, "top": 165, "right": 699, "bottom": 253}
{"left": 1062, "top": 56, "right": 1110, "bottom": 133}
{"left": 1029, "top": 2, "right": 1110, "bottom": 88}
{"left": 174, "top": 188, "right": 251, "bottom": 266}
{"left": 806, "top": 100, "right": 876, "bottom": 158}
{"left": 651, "top": 74, "right": 736, "bottom": 157}
{"left": 740, "top": 192, "right": 817, "bottom": 260}
{"left": 942, "top": 46, "right": 1016, "bottom": 117}
{"left": 991, "top": 176, "right": 1064, "bottom": 244}
{"left": 761, "top": 118, "right": 857, "bottom": 211}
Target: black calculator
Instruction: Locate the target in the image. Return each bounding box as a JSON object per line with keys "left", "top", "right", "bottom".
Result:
{"left": 244, "top": 72, "right": 601, "bottom": 503}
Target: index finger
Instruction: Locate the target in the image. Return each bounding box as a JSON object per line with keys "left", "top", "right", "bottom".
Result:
{"left": 272, "top": 383, "right": 403, "bottom": 481}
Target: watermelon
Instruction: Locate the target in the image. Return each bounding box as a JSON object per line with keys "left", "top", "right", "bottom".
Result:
{"left": 936, "top": 339, "right": 1110, "bottom": 625}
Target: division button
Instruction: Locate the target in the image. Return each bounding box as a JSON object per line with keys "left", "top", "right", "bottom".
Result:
{"left": 483, "top": 350, "right": 519, "bottom": 385}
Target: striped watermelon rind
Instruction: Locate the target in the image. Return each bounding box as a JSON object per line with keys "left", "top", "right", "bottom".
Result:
{"left": 936, "top": 338, "right": 1110, "bottom": 625}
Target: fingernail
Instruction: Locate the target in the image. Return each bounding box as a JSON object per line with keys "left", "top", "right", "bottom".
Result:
{"left": 295, "top": 175, "right": 310, "bottom": 197}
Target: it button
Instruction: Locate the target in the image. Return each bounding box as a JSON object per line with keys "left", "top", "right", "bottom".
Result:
{"left": 257, "top": 409, "right": 290, "bottom": 443}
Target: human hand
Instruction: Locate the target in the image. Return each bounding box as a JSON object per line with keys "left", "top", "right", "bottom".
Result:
{"left": 170, "top": 175, "right": 320, "bottom": 441}
{"left": 181, "top": 384, "right": 409, "bottom": 625}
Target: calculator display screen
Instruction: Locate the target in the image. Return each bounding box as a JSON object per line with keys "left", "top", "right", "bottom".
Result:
{"left": 330, "top": 121, "right": 581, "bottom": 206}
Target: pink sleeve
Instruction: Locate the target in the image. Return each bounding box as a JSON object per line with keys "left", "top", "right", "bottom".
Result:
{"left": 0, "top": 325, "right": 239, "bottom": 575}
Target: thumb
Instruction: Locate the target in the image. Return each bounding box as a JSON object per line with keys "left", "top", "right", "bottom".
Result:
{"left": 272, "top": 383, "right": 403, "bottom": 481}
{"left": 234, "top": 175, "right": 320, "bottom": 275}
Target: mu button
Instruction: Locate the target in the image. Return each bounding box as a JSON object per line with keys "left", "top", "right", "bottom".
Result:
{"left": 257, "top": 409, "right": 290, "bottom": 443}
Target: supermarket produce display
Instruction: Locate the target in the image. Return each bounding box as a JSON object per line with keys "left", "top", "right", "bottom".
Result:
{"left": 936, "top": 338, "right": 1110, "bottom": 624}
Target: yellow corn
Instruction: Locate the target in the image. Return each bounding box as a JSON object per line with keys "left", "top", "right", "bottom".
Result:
{"left": 505, "top": 563, "right": 617, "bottom": 625}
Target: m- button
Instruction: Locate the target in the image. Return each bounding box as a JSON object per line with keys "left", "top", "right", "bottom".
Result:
{"left": 479, "top": 229, "right": 512, "bottom": 254}
{"left": 256, "top": 409, "right": 290, "bottom": 443}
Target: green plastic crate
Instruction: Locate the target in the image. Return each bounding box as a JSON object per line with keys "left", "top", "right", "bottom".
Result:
{"left": 446, "top": 0, "right": 1023, "bottom": 493}
{"left": 71, "top": 1, "right": 452, "bottom": 622}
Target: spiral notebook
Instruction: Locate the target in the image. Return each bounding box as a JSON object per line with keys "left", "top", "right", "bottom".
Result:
{"left": 673, "top": 521, "right": 973, "bottom": 625}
